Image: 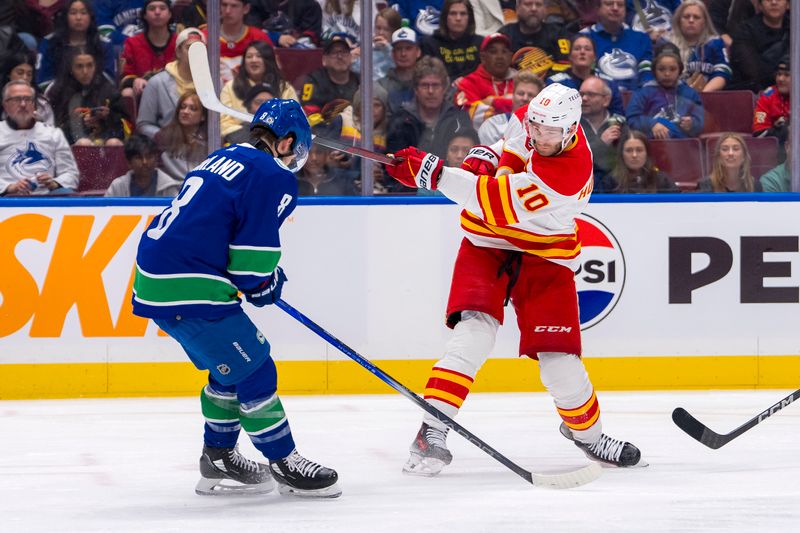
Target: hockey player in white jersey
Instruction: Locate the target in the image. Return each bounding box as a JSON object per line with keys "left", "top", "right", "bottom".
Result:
{"left": 386, "top": 83, "right": 644, "bottom": 475}
{"left": 132, "top": 99, "right": 341, "bottom": 498}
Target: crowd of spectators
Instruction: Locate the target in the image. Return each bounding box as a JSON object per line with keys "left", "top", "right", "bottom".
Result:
{"left": 0, "top": 0, "right": 793, "bottom": 197}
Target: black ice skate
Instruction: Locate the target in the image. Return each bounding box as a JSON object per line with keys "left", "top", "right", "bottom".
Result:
{"left": 403, "top": 422, "right": 453, "bottom": 476}
{"left": 196, "top": 445, "right": 275, "bottom": 495}
{"left": 269, "top": 449, "right": 341, "bottom": 498}
{"left": 559, "top": 423, "right": 646, "bottom": 467}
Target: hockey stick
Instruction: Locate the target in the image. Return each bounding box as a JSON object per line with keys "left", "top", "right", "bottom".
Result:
{"left": 672, "top": 389, "right": 800, "bottom": 449}
{"left": 275, "top": 298, "right": 602, "bottom": 489}
{"left": 187, "top": 42, "right": 397, "bottom": 165}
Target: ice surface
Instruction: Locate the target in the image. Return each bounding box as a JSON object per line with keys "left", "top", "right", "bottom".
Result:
{"left": 2, "top": 391, "right": 798, "bottom": 532}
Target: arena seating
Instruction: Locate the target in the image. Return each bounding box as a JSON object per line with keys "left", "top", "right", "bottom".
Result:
{"left": 73, "top": 145, "right": 129, "bottom": 196}
{"left": 649, "top": 138, "right": 705, "bottom": 191}
{"left": 703, "top": 135, "right": 779, "bottom": 180}
{"left": 275, "top": 48, "right": 324, "bottom": 90}
{"left": 700, "top": 90, "right": 755, "bottom": 137}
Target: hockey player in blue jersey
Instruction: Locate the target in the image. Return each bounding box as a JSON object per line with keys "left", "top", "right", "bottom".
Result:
{"left": 132, "top": 98, "right": 341, "bottom": 498}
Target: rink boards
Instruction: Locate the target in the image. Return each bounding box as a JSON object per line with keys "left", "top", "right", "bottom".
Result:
{"left": 0, "top": 195, "right": 798, "bottom": 399}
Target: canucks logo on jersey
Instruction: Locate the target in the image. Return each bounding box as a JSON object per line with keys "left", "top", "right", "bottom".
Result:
{"left": 7, "top": 142, "right": 52, "bottom": 181}
{"left": 597, "top": 48, "right": 638, "bottom": 82}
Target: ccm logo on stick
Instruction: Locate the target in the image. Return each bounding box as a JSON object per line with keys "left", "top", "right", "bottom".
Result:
{"left": 669, "top": 236, "right": 799, "bottom": 304}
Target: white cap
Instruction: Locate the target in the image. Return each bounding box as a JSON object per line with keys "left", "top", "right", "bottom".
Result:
{"left": 391, "top": 27, "right": 417, "bottom": 46}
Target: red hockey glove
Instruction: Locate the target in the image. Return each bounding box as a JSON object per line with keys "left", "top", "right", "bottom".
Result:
{"left": 386, "top": 147, "right": 443, "bottom": 190}
{"left": 461, "top": 145, "right": 499, "bottom": 176}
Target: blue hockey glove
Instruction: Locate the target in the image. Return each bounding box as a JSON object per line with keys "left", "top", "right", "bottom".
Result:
{"left": 244, "top": 267, "right": 287, "bottom": 307}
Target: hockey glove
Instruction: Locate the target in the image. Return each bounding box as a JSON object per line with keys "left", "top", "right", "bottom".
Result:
{"left": 386, "top": 147, "right": 443, "bottom": 190}
{"left": 461, "top": 145, "right": 499, "bottom": 176}
{"left": 244, "top": 267, "right": 287, "bottom": 307}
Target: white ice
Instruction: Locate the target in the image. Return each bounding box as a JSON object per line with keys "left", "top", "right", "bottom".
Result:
{"left": 2, "top": 390, "right": 799, "bottom": 532}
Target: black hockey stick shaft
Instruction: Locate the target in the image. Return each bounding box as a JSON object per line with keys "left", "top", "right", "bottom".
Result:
{"left": 274, "top": 298, "right": 535, "bottom": 484}
{"left": 672, "top": 388, "right": 800, "bottom": 449}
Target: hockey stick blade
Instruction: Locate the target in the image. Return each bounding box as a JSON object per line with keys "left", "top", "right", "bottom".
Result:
{"left": 187, "top": 42, "right": 397, "bottom": 166}
{"left": 672, "top": 388, "right": 800, "bottom": 449}
{"left": 275, "top": 298, "right": 602, "bottom": 489}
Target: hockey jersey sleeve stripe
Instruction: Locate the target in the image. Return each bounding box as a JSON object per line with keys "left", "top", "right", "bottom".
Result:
{"left": 476, "top": 174, "right": 519, "bottom": 227}
{"left": 227, "top": 246, "right": 281, "bottom": 277}
{"left": 133, "top": 265, "right": 239, "bottom": 305}
{"left": 497, "top": 147, "right": 527, "bottom": 176}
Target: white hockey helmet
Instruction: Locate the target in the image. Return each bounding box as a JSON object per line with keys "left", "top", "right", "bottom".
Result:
{"left": 526, "top": 83, "right": 582, "bottom": 150}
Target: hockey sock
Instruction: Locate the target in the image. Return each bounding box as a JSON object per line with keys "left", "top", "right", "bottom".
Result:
{"left": 538, "top": 352, "right": 602, "bottom": 443}
{"left": 422, "top": 311, "right": 497, "bottom": 431}
{"left": 239, "top": 393, "right": 296, "bottom": 460}
{"left": 201, "top": 384, "right": 242, "bottom": 448}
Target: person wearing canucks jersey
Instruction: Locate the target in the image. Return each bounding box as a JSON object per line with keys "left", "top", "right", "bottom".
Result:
{"left": 132, "top": 98, "right": 341, "bottom": 498}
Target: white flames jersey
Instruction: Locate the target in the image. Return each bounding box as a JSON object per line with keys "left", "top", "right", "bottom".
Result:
{"left": 437, "top": 121, "right": 594, "bottom": 272}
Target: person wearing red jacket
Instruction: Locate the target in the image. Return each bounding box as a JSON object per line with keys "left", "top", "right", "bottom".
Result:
{"left": 753, "top": 55, "right": 790, "bottom": 146}
{"left": 120, "top": 0, "right": 177, "bottom": 99}
{"left": 453, "top": 32, "right": 515, "bottom": 130}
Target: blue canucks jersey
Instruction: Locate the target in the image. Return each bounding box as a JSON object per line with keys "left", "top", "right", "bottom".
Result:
{"left": 581, "top": 23, "right": 654, "bottom": 91}
{"left": 132, "top": 143, "right": 298, "bottom": 319}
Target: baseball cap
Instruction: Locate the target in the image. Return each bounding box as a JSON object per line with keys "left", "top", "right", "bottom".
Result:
{"left": 176, "top": 27, "right": 205, "bottom": 48}
{"left": 391, "top": 27, "right": 417, "bottom": 47}
{"left": 323, "top": 33, "right": 355, "bottom": 53}
{"left": 777, "top": 54, "right": 790, "bottom": 71}
{"left": 480, "top": 33, "right": 511, "bottom": 52}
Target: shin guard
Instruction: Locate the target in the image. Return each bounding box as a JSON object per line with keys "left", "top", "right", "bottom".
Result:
{"left": 538, "top": 352, "right": 602, "bottom": 443}
{"left": 201, "top": 385, "right": 241, "bottom": 448}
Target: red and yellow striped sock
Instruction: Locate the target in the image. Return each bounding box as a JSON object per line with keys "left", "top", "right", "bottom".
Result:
{"left": 423, "top": 367, "right": 474, "bottom": 409}
{"left": 557, "top": 390, "right": 601, "bottom": 432}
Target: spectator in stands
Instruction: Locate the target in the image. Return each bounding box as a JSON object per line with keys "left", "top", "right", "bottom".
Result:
{"left": 296, "top": 142, "right": 356, "bottom": 196}
{"left": 379, "top": 27, "right": 422, "bottom": 114}
{"left": 729, "top": 0, "right": 789, "bottom": 93}
{"left": 220, "top": 40, "right": 298, "bottom": 140}
{"left": 36, "top": 0, "right": 116, "bottom": 89}
{"left": 708, "top": 0, "right": 754, "bottom": 49}
{"left": 94, "top": 0, "right": 145, "bottom": 45}
{"left": 137, "top": 27, "right": 205, "bottom": 139}
{"left": 498, "top": 0, "right": 571, "bottom": 72}
{"left": 299, "top": 33, "right": 360, "bottom": 113}
{"left": 445, "top": 127, "right": 480, "bottom": 167}
{"left": 580, "top": 76, "right": 627, "bottom": 192}
{"left": 470, "top": 0, "right": 515, "bottom": 37}
{"left": 760, "top": 129, "right": 792, "bottom": 192}
{"left": 175, "top": 0, "right": 207, "bottom": 30}
{"left": 608, "top": 130, "right": 677, "bottom": 193}
{"left": 478, "top": 70, "right": 542, "bottom": 144}
{"left": 155, "top": 90, "right": 207, "bottom": 181}
{"left": 348, "top": 83, "right": 390, "bottom": 153}
{"left": 626, "top": 0, "right": 680, "bottom": 42}
{"left": 120, "top": 0, "right": 177, "bottom": 100}
{"left": 454, "top": 32, "right": 515, "bottom": 129}
{"left": 0, "top": 50, "right": 54, "bottom": 125}
{"left": 626, "top": 46, "right": 703, "bottom": 139}
{"left": 246, "top": 0, "right": 322, "bottom": 46}
{"left": 664, "top": 0, "right": 730, "bottom": 93}
{"left": 45, "top": 46, "right": 125, "bottom": 146}
{"left": 581, "top": 0, "right": 653, "bottom": 91}
{"left": 546, "top": 34, "right": 624, "bottom": 115}
{"left": 392, "top": 0, "right": 441, "bottom": 37}
{"left": 386, "top": 56, "right": 474, "bottom": 192}
{"left": 207, "top": 0, "right": 292, "bottom": 83}
{"left": 352, "top": 8, "right": 403, "bottom": 79}
{"left": 698, "top": 132, "right": 761, "bottom": 192}
{"left": 0, "top": 80, "right": 79, "bottom": 195}
{"left": 420, "top": 0, "right": 483, "bottom": 82}
{"left": 321, "top": 0, "right": 359, "bottom": 43}
{"left": 753, "top": 55, "right": 790, "bottom": 146}
{"left": 23, "top": 0, "right": 66, "bottom": 39}
{"left": 224, "top": 82, "right": 275, "bottom": 144}
{"left": 106, "top": 134, "right": 182, "bottom": 197}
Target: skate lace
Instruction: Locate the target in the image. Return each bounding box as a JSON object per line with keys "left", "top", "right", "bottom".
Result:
{"left": 284, "top": 451, "right": 323, "bottom": 478}
{"left": 228, "top": 447, "right": 260, "bottom": 472}
{"left": 424, "top": 426, "right": 448, "bottom": 449}
{"left": 587, "top": 434, "right": 625, "bottom": 462}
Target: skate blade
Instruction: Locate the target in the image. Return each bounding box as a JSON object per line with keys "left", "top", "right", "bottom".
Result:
{"left": 195, "top": 476, "right": 276, "bottom": 496}
{"left": 579, "top": 451, "right": 649, "bottom": 469}
{"left": 276, "top": 482, "right": 342, "bottom": 498}
{"left": 402, "top": 453, "right": 446, "bottom": 477}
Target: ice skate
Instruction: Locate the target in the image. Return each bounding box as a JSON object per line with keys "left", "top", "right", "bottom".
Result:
{"left": 195, "top": 445, "right": 275, "bottom": 495}
{"left": 403, "top": 423, "right": 453, "bottom": 476}
{"left": 559, "top": 423, "right": 647, "bottom": 467}
{"left": 269, "top": 449, "right": 341, "bottom": 498}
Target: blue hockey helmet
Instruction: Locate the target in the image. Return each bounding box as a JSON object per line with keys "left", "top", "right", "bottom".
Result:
{"left": 250, "top": 98, "right": 312, "bottom": 171}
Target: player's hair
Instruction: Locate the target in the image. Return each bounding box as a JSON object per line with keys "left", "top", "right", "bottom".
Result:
{"left": 440, "top": 0, "right": 475, "bottom": 37}
{"left": 232, "top": 40, "right": 289, "bottom": 102}
{"left": 412, "top": 56, "right": 449, "bottom": 88}
{"left": 156, "top": 90, "right": 208, "bottom": 162}
{"left": 707, "top": 132, "right": 756, "bottom": 192}
{"left": 612, "top": 130, "right": 662, "bottom": 193}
